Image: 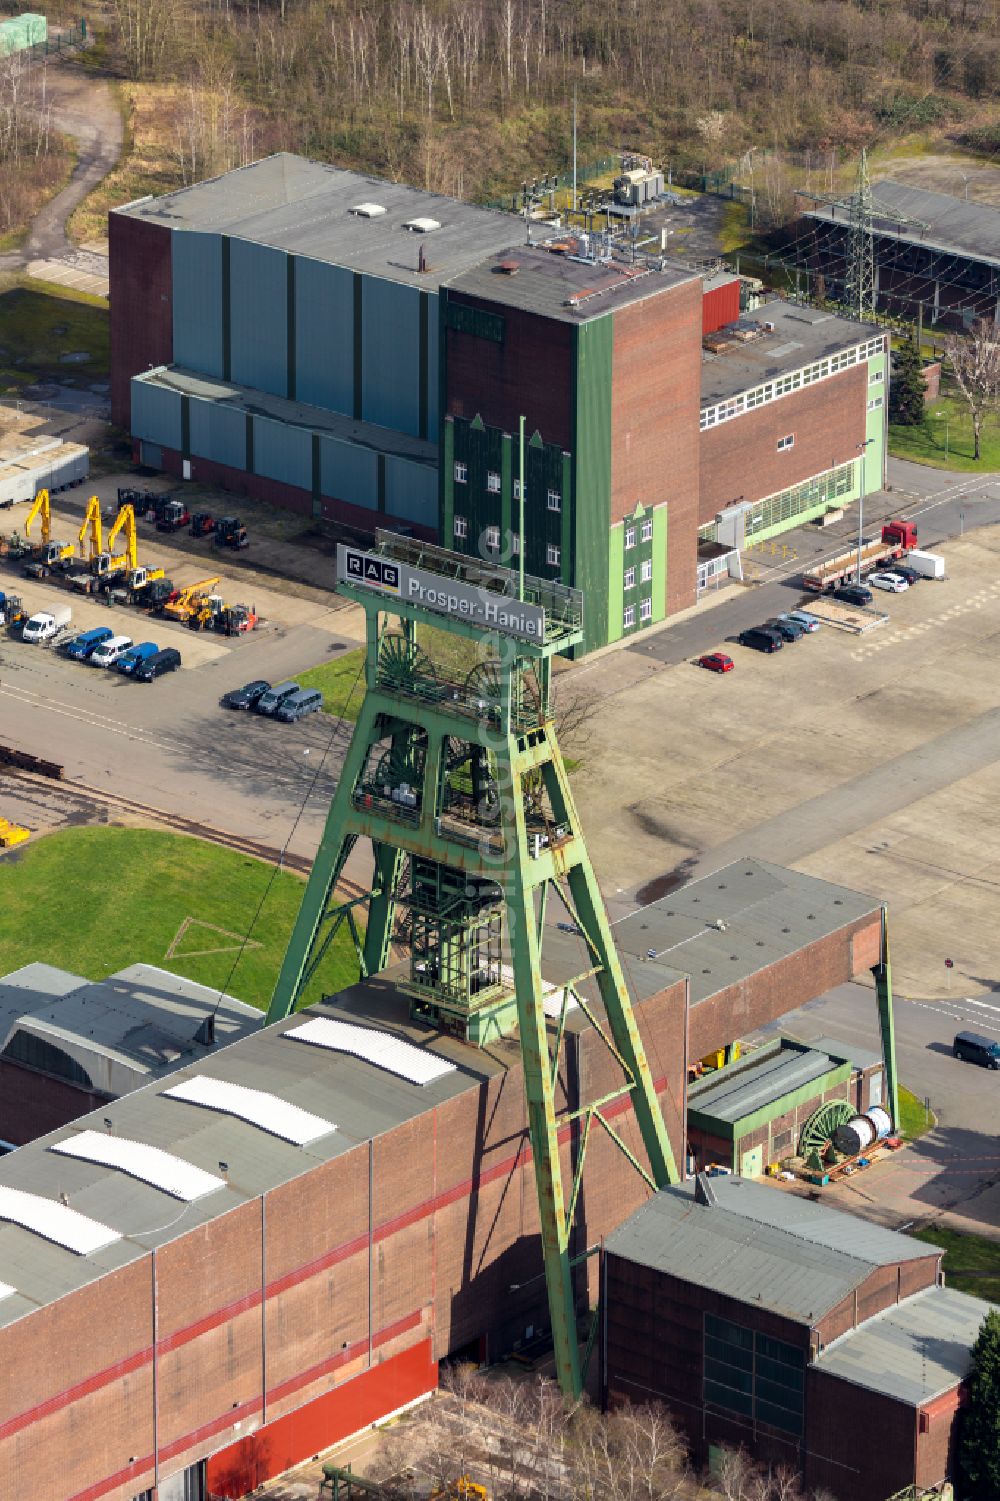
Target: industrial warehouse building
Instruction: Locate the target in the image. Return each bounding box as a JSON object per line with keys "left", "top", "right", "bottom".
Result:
{"left": 802, "top": 179, "right": 1000, "bottom": 331}
{"left": 603, "top": 1176, "right": 990, "bottom": 1501}
{"left": 110, "top": 154, "right": 888, "bottom": 653}
{"left": 0, "top": 859, "right": 894, "bottom": 1501}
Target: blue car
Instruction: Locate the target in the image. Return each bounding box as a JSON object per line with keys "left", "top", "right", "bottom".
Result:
{"left": 66, "top": 626, "right": 114, "bottom": 661}
{"left": 117, "top": 641, "right": 159, "bottom": 675}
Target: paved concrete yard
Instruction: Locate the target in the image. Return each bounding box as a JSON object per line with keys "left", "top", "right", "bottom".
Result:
{"left": 574, "top": 522, "right": 1000, "bottom": 1001}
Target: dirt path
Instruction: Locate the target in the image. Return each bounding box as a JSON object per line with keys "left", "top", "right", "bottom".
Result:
{"left": 0, "top": 58, "right": 122, "bottom": 274}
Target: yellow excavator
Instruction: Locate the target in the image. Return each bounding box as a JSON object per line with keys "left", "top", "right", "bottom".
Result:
{"left": 77, "top": 495, "right": 103, "bottom": 565}
{"left": 23, "top": 488, "right": 74, "bottom": 575}
{"left": 93, "top": 502, "right": 137, "bottom": 581}
{"left": 163, "top": 575, "right": 221, "bottom": 622}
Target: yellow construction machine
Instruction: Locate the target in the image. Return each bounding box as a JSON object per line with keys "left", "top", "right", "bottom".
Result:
{"left": 77, "top": 495, "right": 103, "bottom": 565}
{"left": 163, "top": 575, "right": 221, "bottom": 623}
{"left": 23, "top": 488, "right": 74, "bottom": 573}
{"left": 93, "top": 502, "right": 138, "bottom": 581}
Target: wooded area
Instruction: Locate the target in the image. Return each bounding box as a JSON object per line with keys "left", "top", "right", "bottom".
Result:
{"left": 100, "top": 0, "right": 1000, "bottom": 201}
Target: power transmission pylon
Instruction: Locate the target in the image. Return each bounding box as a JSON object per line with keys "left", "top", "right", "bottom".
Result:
{"left": 845, "top": 147, "right": 875, "bottom": 323}
{"left": 266, "top": 533, "right": 679, "bottom": 1400}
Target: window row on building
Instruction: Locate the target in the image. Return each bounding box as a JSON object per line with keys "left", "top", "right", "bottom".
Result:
{"left": 453, "top": 463, "right": 561, "bottom": 510}
{"left": 699, "top": 336, "right": 886, "bottom": 431}
{"left": 623, "top": 598, "right": 653, "bottom": 629}
{"left": 624, "top": 560, "right": 654, "bottom": 589}
{"left": 625, "top": 517, "right": 654, "bottom": 548}
{"left": 453, "top": 515, "right": 560, "bottom": 566}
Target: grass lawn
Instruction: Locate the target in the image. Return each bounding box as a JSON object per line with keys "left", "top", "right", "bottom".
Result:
{"left": 0, "top": 827, "right": 359, "bottom": 1011}
{"left": 899, "top": 1083, "right": 935, "bottom": 1140}
{"left": 889, "top": 383, "right": 1000, "bottom": 472}
{"left": 910, "top": 1225, "right": 1000, "bottom": 1303}
{"left": 295, "top": 647, "right": 367, "bottom": 723}
{"left": 0, "top": 281, "right": 109, "bottom": 393}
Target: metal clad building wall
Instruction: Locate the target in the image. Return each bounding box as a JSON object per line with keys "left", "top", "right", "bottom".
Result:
{"left": 189, "top": 398, "right": 247, "bottom": 471}
{"left": 319, "top": 434, "right": 377, "bottom": 509}
{"left": 384, "top": 457, "right": 437, "bottom": 525}
{"left": 426, "top": 291, "right": 440, "bottom": 438}
{"left": 131, "top": 377, "right": 183, "bottom": 452}
{"left": 172, "top": 231, "right": 224, "bottom": 378}
{"left": 252, "top": 415, "right": 312, "bottom": 491}
{"left": 294, "top": 256, "right": 354, "bottom": 415}
{"left": 362, "top": 277, "right": 420, "bottom": 436}
{"left": 230, "top": 239, "right": 288, "bottom": 397}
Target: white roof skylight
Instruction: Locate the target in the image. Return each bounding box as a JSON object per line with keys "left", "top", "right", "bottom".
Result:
{"left": 0, "top": 1282, "right": 15, "bottom": 1301}
{"left": 163, "top": 1075, "right": 336, "bottom": 1146}
{"left": 351, "top": 202, "right": 387, "bottom": 218}
{"left": 0, "top": 1186, "right": 122, "bottom": 1256}
{"left": 403, "top": 216, "right": 441, "bottom": 233}
{"left": 50, "top": 1130, "right": 225, "bottom": 1202}
{"left": 287, "top": 1017, "right": 456, "bottom": 1086}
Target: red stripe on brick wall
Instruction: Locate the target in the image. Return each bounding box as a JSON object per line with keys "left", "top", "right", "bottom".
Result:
{"left": 0, "top": 1347, "right": 151, "bottom": 1443}
{"left": 67, "top": 1454, "right": 154, "bottom": 1501}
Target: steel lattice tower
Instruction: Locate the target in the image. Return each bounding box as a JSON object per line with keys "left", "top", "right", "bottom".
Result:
{"left": 845, "top": 148, "right": 875, "bottom": 323}
{"left": 266, "top": 533, "right": 679, "bottom": 1399}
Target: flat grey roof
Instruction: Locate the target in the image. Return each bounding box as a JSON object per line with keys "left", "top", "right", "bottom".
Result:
{"left": 115, "top": 152, "right": 526, "bottom": 290}
{"left": 607, "top": 857, "right": 879, "bottom": 1009}
{"left": 3, "top": 964, "right": 262, "bottom": 1097}
{"left": 0, "top": 975, "right": 519, "bottom": 1331}
{"left": 606, "top": 1177, "right": 937, "bottom": 1323}
{"left": 701, "top": 300, "right": 880, "bottom": 407}
{"left": 808, "top": 1034, "right": 883, "bottom": 1073}
{"left": 807, "top": 179, "right": 1000, "bottom": 271}
{"left": 0, "top": 962, "right": 84, "bottom": 1051}
{"left": 688, "top": 1044, "right": 843, "bottom": 1127}
{"left": 135, "top": 366, "right": 437, "bottom": 465}
{"left": 447, "top": 242, "right": 698, "bottom": 324}
{"left": 815, "top": 1286, "right": 989, "bottom": 1405}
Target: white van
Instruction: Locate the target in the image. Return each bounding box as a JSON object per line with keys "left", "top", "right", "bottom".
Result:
{"left": 90, "top": 634, "right": 133, "bottom": 668}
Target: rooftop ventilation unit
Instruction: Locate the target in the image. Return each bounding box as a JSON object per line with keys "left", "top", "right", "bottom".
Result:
{"left": 403, "top": 217, "right": 441, "bottom": 233}
{"left": 350, "top": 203, "right": 387, "bottom": 218}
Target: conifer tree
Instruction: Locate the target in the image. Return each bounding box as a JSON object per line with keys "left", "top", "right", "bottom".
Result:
{"left": 890, "top": 336, "right": 926, "bottom": 426}
{"left": 960, "top": 1307, "right": 1000, "bottom": 1499}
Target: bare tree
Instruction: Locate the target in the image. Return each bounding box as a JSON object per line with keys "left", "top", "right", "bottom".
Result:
{"left": 111, "top": 0, "right": 174, "bottom": 80}
{"left": 945, "top": 320, "right": 1000, "bottom": 462}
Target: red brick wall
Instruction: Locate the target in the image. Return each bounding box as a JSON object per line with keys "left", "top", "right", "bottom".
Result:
{"left": 805, "top": 1373, "right": 918, "bottom": 1501}
{"left": 916, "top": 1387, "right": 963, "bottom": 1492}
{"left": 148, "top": 443, "right": 437, "bottom": 543}
{"left": 610, "top": 281, "right": 702, "bottom": 615}
{"left": 110, "top": 212, "right": 173, "bottom": 429}
{"left": 445, "top": 295, "right": 574, "bottom": 450}
{"left": 699, "top": 365, "right": 867, "bottom": 526}
{"left": 0, "top": 1060, "right": 112, "bottom": 1145}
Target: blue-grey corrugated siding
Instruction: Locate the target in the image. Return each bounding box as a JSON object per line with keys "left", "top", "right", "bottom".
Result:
{"left": 426, "top": 291, "right": 440, "bottom": 437}
{"left": 294, "top": 256, "right": 354, "bottom": 416}
{"left": 319, "top": 435, "right": 377, "bottom": 509}
{"left": 172, "top": 231, "right": 224, "bottom": 377}
{"left": 362, "top": 277, "right": 420, "bottom": 436}
{"left": 130, "top": 378, "right": 183, "bottom": 452}
{"left": 384, "top": 457, "right": 437, "bottom": 525}
{"left": 253, "top": 415, "right": 312, "bottom": 491}
{"left": 189, "top": 398, "right": 246, "bottom": 471}
{"left": 229, "top": 238, "right": 288, "bottom": 397}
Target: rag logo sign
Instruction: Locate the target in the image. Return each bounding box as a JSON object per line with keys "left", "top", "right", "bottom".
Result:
{"left": 346, "top": 551, "right": 400, "bottom": 592}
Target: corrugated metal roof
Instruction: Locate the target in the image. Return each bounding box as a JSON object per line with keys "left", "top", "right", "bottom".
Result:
{"left": 50, "top": 1130, "right": 227, "bottom": 1202}
{"left": 701, "top": 301, "right": 880, "bottom": 406}
{"left": 0, "top": 962, "right": 86, "bottom": 1050}
{"left": 605, "top": 1179, "right": 938, "bottom": 1322}
{"left": 162, "top": 1075, "right": 336, "bottom": 1145}
{"left": 808, "top": 179, "right": 1000, "bottom": 270}
{"left": 688, "top": 1046, "right": 839, "bottom": 1125}
{"left": 807, "top": 1035, "right": 883, "bottom": 1073}
{"left": 815, "top": 1286, "right": 990, "bottom": 1405}
{"left": 115, "top": 153, "right": 526, "bottom": 290}
{"left": 0, "top": 1187, "right": 122, "bottom": 1256}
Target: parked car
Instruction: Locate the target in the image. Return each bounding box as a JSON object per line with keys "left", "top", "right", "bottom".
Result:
{"left": 833, "top": 584, "right": 873, "bottom": 607}
{"left": 782, "top": 611, "right": 821, "bottom": 633}
{"left": 117, "top": 642, "right": 159, "bottom": 675}
{"left": 274, "top": 687, "right": 324, "bottom": 721}
{"left": 90, "top": 635, "right": 133, "bottom": 668}
{"left": 953, "top": 1031, "right": 1000, "bottom": 1070}
{"left": 766, "top": 617, "right": 805, "bottom": 642}
{"left": 221, "top": 679, "right": 271, "bottom": 711}
{"left": 869, "top": 571, "right": 909, "bottom": 593}
{"left": 696, "top": 652, "right": 734, "bottom": 673}
{"left": 134, "top": 646, "right": 182, "bottom": 681}
{"left": 66, "top": 625, "right": 113, "bottom": 661}
{"left": 737, "top": 628, "right": 783, "bottom": 654}
{"left": 255, "top": 680, "right": 299, "bottom": 716}
{"left": 883, "top": 564, "right": 921, "bottom": 586}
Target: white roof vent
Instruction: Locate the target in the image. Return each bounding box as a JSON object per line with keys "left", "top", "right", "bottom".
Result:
{"left": 287, "top": 1016, "right": 456, "bottom": 1086}
{"left": 403, "top": 217, "right": 441, "bottom": 233}
{"left": 350, "top": 202, "right": 387, "bottom": 218}
{"left": 163, "top": 1075, "right": 336, "bottom": 1146}
{"left": 50, "top": 1130, "right": 226, "bottom": 1202}
{"left": 0, "top": 1185, "right": 122, "bottom": 1256}
{"left": 0, "top": 1282, "right": 15, "bottom": 1302}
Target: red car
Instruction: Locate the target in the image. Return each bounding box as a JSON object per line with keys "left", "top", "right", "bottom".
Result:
{"left": 697, "top": 652, "right": 734, "bottom": 673}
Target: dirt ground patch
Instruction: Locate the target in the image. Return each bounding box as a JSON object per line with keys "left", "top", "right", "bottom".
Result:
{"left": 871, "top": 152, "right": 1000, "bottom": 206}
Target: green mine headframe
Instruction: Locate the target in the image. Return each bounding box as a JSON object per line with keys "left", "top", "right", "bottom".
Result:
{"left": 266, "top": 531, "right": 678, "bottom": 1398}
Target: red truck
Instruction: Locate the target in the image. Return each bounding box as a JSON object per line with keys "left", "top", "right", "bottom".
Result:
{"left": 802, "top": 521, "right": 918, "bottom": 592}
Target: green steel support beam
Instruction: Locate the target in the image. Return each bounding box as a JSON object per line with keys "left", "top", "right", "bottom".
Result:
{"left": 362, "top": 842, "right": 404, "bottom": 977}
{"left": 873, "top": 906, "right": 900, "bottom": 1131}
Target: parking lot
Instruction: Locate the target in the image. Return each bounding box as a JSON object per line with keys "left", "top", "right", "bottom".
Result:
{"left": 574, "top": 521, "right": 1000, "bottom": 1004}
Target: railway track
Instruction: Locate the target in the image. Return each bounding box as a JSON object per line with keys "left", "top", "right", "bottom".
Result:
{"left": 1, "top": 767, "right": 369, "bottom": 903}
